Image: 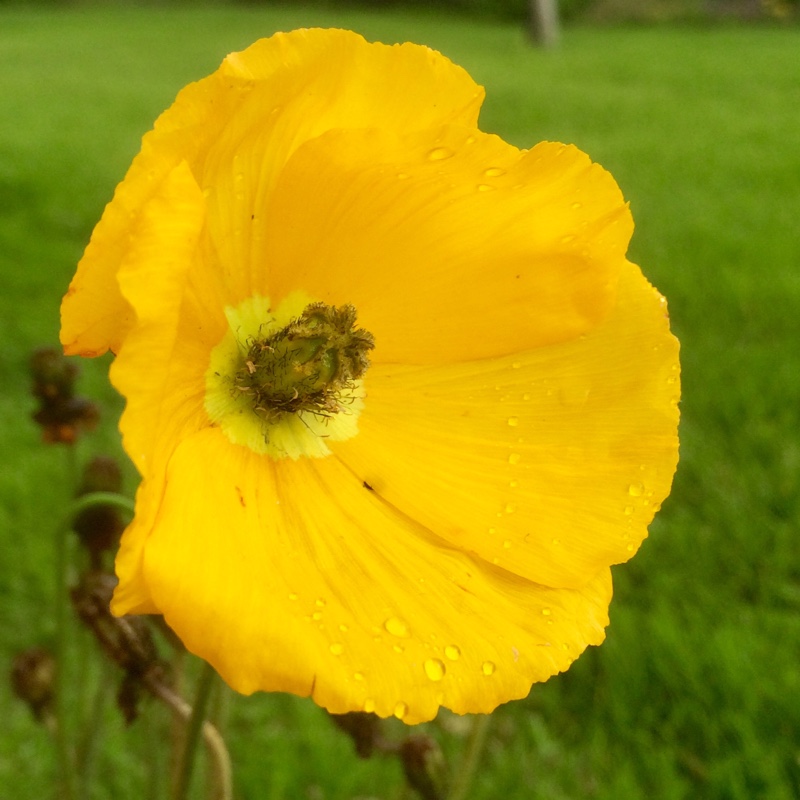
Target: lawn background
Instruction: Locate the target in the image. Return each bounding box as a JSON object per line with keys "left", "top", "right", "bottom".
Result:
{"left": 1, "top": 4, "right": 799, "bottom": 799}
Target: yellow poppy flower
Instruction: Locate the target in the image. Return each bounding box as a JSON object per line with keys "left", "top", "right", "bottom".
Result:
{"left": 60, "top": 28, "right": 679, "bottom": 724}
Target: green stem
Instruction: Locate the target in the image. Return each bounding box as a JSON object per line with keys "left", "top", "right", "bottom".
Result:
{"left": 54, "top": 497, "right": 77, "bottom": 800}
{"left": 54, "top": 444, "right": 80, "bottom": 800}
{"left": 76, "top": 657, "right": 113, "bottom": 796}
{"left": 447, "top": 715, "right": 491, "bottom": 800}
{"left": 172, "top": 662, "right": 225, "bottom": 800}
{"left": 63, "top": 490, "right": 136, "bottom": 521}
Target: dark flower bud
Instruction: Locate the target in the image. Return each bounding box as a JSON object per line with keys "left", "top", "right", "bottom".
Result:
{"left": 10, "top": 646, "right": 56, "bottom": 724}
{"left": 74, "top": 456, "right": 125, "bottom": 566}
{"left": 30, "top": 347, "right": 99, "bottom": 444}
{"left": 330, "top": 711, "right": 382, "bottom": 758}
{"left": 400, "top": 735, "right": 448, "bottom": 800}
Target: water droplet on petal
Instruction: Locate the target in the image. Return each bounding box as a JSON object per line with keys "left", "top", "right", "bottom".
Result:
{"left": 482, "top": 661, "right": 496, "bottom": 676}
{"left": 330, "top": 643, "right": 343, "bottom": 656}
{"left": 312, "top": 611, "right": 322, "bottom": 621}
{"left": 363, "top": 698, "right": 376, "bottom": 713}
{"left": 428, "top": 147, "right": 452, "bottom": 161}
{"left": 628, "top": 482, "right": 645, "bottom": 497}
{"left": 424, "top": 659, "right": 446, "bottom": 681}
{"left": 503, "top": 539, "right": 512, "bottom": 549}
{"left": 512, "top": 361, "right": 522, "bottom": 369}
{"left": 339, "top": 624, "right": 349, "bottom": 633}
{"left": 541, "top": 608, "right": 551, "bottom": 616}
{"left": 384, "top": 617, "right": 410, "bottom": 638}
{"left": 507, "top": 416, "right": 519, "bottom": 427}
{"left": 624, "top": 505, "right": 634, "bottom": 516}
{"left": 444, "top": 645, "right": 461, "bottom": 661}
{"left": 561, "top": 234, "right": 576, "bottom": 244}
{"left": 393, "top": 701, "right": 408, "bottom": 719}
{"left": 508, "top": 452, "right": 521, "bottom": 465}
{"left": 484, "top": 167, "right": 506, "bottom": 177}
{"left": 354, "top": 672, "right": 364, "bottom": 682}
{"left": 571, "top": 201, "right": 582, "bottom": 210}
{"left": 288, "top": 593, "right": 298, "bottom": 601}
{"left": 315, "top": 598, "right": 326, "bottom": 608}
{"left": 396, "top": 172, "right": 409, "bottom": 180}
{"left": 477, "top": 183, "right": 493, "bottom": 192}
{"left": 505, "top": 503, "right": 516, "bottom": 514}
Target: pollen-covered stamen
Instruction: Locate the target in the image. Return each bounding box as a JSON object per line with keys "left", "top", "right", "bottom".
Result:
{"left": 234, "top": 303, "right": 375, "bottom": 425}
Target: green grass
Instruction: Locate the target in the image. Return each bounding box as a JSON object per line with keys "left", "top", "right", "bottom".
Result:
{"left": 2, "top": 4, "right": 799, "bottom": 799}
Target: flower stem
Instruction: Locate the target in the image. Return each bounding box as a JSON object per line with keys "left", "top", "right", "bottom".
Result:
{"left": 65, "top": 490, "right": 136, "bottom": 520}
{"left": 170, "top": 661, "right": 231, "bottom": 800}
{"left": 447, "top": 714, "right": 491, "bottom": 800}
{"left": 54, "top": 499, "right": 77, "bottom": 800}
{"left": 54, "top": 444, "right": 80, "bottom": 800}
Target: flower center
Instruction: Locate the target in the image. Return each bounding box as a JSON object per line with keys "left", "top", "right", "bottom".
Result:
{"left": 205, "top": 293, "right": 375, "bottom": 460}
{"left": 234, "top": 303, "right": 374, "bottom": 426}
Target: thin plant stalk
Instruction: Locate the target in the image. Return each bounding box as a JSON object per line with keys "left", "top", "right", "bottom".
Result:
{"left": 447, "top": 714, "right": 491, "bottom": 800}
{"left": 54, "top": 498, "right": 77, "bottom": 800}
{"left": 166, "top": 661, "right": 232, "bottom": 800}
{"left": 54, "top": 443, "right": 80, "bottom": 800}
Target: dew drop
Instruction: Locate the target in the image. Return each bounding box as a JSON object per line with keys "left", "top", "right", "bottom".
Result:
{"left": 507, "top": 416, "right": 519, "bottom": 427}
{"left": 424, "top": 659, "right": 446, "bottom": 682}
{"left": 628, "top": 482, "right": 645, "bottom": 497}
{"left": 477, "top": 183, "right": 493, "bottom": 192}
{"left": 329, "top": 643, "right": 344, "bottom": 656}
{"left": 339, "top": 624, "right": 349, "bottom": 633}
{"left": 624, "top": 505, "right": 635, "bottom": 516}
{"left": 444, "top": 645, "right": 461, "bottom": 661}
{"left": 503, "top": 539, "right": 512, "bottom": 549}
{"left": 505, "top": 503, "right": 517, "bottom": 514}
{"left": 571, "top": 201, "right": 582, "bottom": 210}
{"left": 396, "top": 172, "right": 409, "bottom": 180}
{"left": 393, "top": 701, "right": 408, "bottom": 720}
{"left": 384, "top": 617, "right": 410, "bottom": 638}
{"left": 315, "top": 598, "right": 326, "bottom": 608}
{"left": 484, "top": 167, "right": 506, "bottom": 177}
{"left": 354, "top": 672, "right": 364, "bottom": 682}
{"left": 312, "top": 611, "right": 322, "bottom": 621}
{"left": 522, "top": 392, "right": 532, "bottom": 401}
{"left": 541, "top": 608, "right": 551, "bottom": 616}
{"left": 627, "top": 543, "right": 635, "bottom": 552}
{"left": 512, "top": 361, "right": 522, "bottom": 369}
{"left": 288, "top": 593, "right": 298, "bottom": 601}
{"left": 482, "top": 661, "right": 496, "bottom": 676}
{"left": 428, "top": 147, "right": 452, "bottom": 161}
{"left": 488, "top": 527, "right": 497, "bottom": 535}
{"left": 509, "top": 480, "right": 519, "bottom": 489}
{"left": 363, "top": 698, "right": 376, "bottom": 713}
{"left": 561, "top": 234, "right": 576, "bottom": 244}
{"left": 508, "top": 453, "right": 521, "bottom": 465}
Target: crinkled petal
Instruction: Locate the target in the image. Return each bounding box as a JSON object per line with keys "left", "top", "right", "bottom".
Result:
{"left": 114, "top": 426, "right": 612, "bottom": 723}
{"left": 332, "top": 260, "right": 680, "bottom": 589}
{"left": 257, "top": 126, "right": 631, "bottom": 363}
{"left": 107, "top": 161, "right": 220, "bottom": 478}
{"left": 60, "top": 29, "right": 483, "bottom": 356}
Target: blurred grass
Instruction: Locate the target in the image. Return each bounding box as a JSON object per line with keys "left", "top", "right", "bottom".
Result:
{"left": 1, "top": 4, "right": 799, "bottom": 799}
